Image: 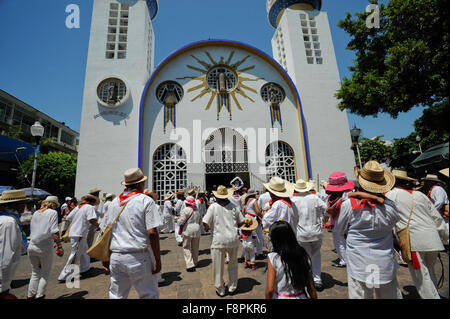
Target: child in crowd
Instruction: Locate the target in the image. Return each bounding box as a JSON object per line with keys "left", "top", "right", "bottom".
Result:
{"left": 240, "top": 217, "right": 258, "bottom": 270}
{"left": 265, "top": 220, "right": 317, "bottom": 299}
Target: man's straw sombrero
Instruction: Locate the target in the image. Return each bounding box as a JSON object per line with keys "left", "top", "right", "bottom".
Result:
{"left": 354, "top": 161, "right": 395, "bottom": 194}
{"left": 165, "top": 193, "right": 174, "bottom": 200}
{"left": 240, "top": 216, "right": 258, "bottom": 231}
{"left": 293, "top": 179, "right": 313, "bottom": 193}
{"left": 0, "top": 190, "right": 29, "bottom": 204}
{"left": 264, "top": 176, "right": 294, "bottom": 198}
{"left": 392, "top": 170, "right": 417, "bottom": 182}
{"left": 212, "top": 185, "right": 234, "bottom": 199}
{"left": 121, "top": 168, "right": 148, "bottom": 186}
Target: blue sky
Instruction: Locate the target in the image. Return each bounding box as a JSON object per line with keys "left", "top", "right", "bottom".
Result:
{"left": 0, "top": 0, "right": 423, "bottom": 140}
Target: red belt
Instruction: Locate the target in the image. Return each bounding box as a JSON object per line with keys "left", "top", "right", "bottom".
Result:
{"left": 246, "top": 212, "right": 256, "bottom": 218}
{"left": 275, "top": 291, "right": 304, "bottom": 298}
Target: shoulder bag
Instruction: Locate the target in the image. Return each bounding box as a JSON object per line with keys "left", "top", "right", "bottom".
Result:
{"left": 178, "top": 208, "right": 195, "bottom": 235}
{"left": 397, "top": 192, "right": 414, "bottom": 263}
{"left": 87, "top": 202, "right": 128, "bottom": 262}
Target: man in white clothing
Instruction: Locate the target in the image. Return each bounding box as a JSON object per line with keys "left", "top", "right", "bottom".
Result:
{"left": 291, "top": 179, "right": 327, "bottom": 291}
{"left": 386, "top": 170, "right": 449, "bottom": 299}
{"left": 334, "top": 161, "right": 402, "bottom": 299}
{"left": 261, "top": 177, "right": 298, "bottom": 234}
{"left": 422, "top": 174, "right": 449, "bottom": 214}
{"left": 174, "top": 190, "right": 186, "bottom": 245}
{"left": 0, "top": 190, "right": 29, "bottom": 299}
{"left": 86, "top": 188, "right": 103, "bottom": 248}
{"left": 203, "top": 185, "right": 245, "bottom": 297}
{"left": 105, "top": 168, "right": 163, "bottom": 299}
{"left": 58, "top": 195, "right": 99, "bottom": 281}
{"left": 161, "top": 193, "right": 175, "bottom": 233}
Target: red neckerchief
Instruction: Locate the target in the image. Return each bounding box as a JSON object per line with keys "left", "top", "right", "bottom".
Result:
{"left": 185, "top": 199, "right": 197, "bottom": 210}
{"left": 327, "top": 197, "right": 342, "bottom": 218}
{"left": 198, "top": 198, "right": 204, "bottom": 203}
{"left": 310, "top": 190, "right": 317, "bottom": 194}
{"left": 350, "top": 197, "right": 376, "bottom": 210}
{"left": 427, "top": 185, "right": 436, "bottom": 200}
{"left": 396, "top": 186, "right": 414, "bottom": 194}
{"left": 118, "top": 189, "right": 142, "bottom": 206}
{"left": 77, "top": 202, "right": 88, "bottom": 209}
{"left": 279, "top": 198, "right": 292, "bottom": 207}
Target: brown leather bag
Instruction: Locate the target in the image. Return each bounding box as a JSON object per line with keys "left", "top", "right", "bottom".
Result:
{"left": 397, "top": 192, "right": 414, "bottom": 263}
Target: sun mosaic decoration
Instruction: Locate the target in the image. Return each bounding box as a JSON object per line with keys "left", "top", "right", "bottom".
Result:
{"left": 177, "top": 51, "right": 263, "bottom": 120}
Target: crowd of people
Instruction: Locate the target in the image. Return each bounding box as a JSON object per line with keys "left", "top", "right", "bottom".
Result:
{"left": 0, "top": 162, "right": 448, "bottom": 299}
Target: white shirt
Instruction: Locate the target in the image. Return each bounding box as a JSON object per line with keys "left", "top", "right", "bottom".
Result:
{"left": 386, "top": 187, "right": 448, "bottom": 251}
{"left": 209, "top": 196, "right": 216, "bottom": 204}
{"left": 262, "top": 199, "right": 299, "bottom": 234}
{"left": 268, "top": 252, "right": 307, "bottom": 299}
{"left": 258, "top": 192, "right": 271, "bottom": 213}
{"left": 203, "top": 202, "right": 244, "bottom": 249}
{"left": 244, "top": 198, "right": 259, "bottom": 218}
{"left": 29, "top": 208, "right": 59, "bottom": 247}
{"left": 196, "top": 199, "right": 207, "bottom": 217}
{"left": 292, "top": 193, "right": 327, "bottom": 242}
{"left": 0, "top": 211, "right": 22, "bottom": 275}
{"left": 177, "top": 206, "right": 202, "bottom": 238}
{"left": 175, "top": 198, "right": 185, "bottom": 216}
{"left": 334, "top": 198, "right": 400, "bottom": 284}
{"left": 429, "top": 185, "right": 449, "bottom": 212}
{"left": 163, "top": 200, "right": 174, "bottom": 217}
{"left": 229, "top": 195, "right": 243, "bottom": 211}
{"left": 107, "top": 193, "right": 163, "bottom": 253}
{"left": 95, "top": 200, "right": 105, "bottom": 219}
{"left": 67, "top": 204, "right": 97, "bottom": 238}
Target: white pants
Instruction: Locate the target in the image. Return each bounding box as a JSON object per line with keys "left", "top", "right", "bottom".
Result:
{"left": 161, "top": 214, "right": 174, "bottom": 233}
{"left": 109, "top": 251, "right": 159, "bottom": 299}
{"left": 0, "top": 259, "right": 19, "bottom": 293}
{"left": 348, "top": 275, "right": 403, "bottom": 299}
{"left": 182, "top": 236, "right": 200, "bottom": 269}
{"left": 58, "top": 237, "right": 90, "bottom": 281}
{"left": 298, "top": 239, "right": 322, "bottom": 284}
{"left": 27, "top": 242, "right": 54, "bottom": 298}
{"left": 332, "top": 229, "right": 346, "bottom": 265}
{"left": 254, "top": 225, "right": 264, "bottom": 255}
{"left": 175, "top": 224, "right": 183, "bottom": 243}
{"left": 408, "top": 251, "right": 441, "bottom": 299}
{"left": 211, "top": 246, "right": 239, "bottom": 293}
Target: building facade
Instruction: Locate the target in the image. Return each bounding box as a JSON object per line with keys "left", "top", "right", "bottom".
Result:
{"left": 75, "top": 0, "right": 356, "bottom": 204}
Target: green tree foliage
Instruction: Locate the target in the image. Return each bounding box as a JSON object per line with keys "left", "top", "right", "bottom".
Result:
{"left": 336, "top": 0, "right": 448, "bottom": 136}
{"left": 355, "top": 136, "right": 393, "bottom": 166}
{"left": 17, "top": 151, "right": 77, "bottom": 199}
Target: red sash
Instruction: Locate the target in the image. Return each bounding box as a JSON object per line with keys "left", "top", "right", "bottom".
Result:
{"left": 327, "top": 198, "right": 342, "bottom": 218}
{"left": 427, "top": 186, "right": 436, "bottom": 200}
{"left": 350, "top": 198, "right": 376, "bottom": 210}
{"left": 279, "top": 198, "right": 292, "bottom": 207}
{"left": 118, "top": 190, "right": 143, "bottom": 206}
{"left": 397, "top": 186, "right": 413, "bottom": 194}
{"left": 185, "top": 199, "right": 197, "bottom": 211}
{"left": 77, "top": 202, "right": 88, "bottom": 209}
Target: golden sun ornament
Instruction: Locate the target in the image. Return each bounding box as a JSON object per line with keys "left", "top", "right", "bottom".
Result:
{"left": 177, "top": 51, "right": 263, "bottom": 120}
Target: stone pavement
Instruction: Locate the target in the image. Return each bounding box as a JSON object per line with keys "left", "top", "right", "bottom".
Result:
{"left": 10, "top": 229, "right": 449, "bottom": 299}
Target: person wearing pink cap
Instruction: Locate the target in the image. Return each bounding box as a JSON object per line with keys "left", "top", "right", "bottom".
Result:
{"left": 324, "top": 172, "right": 355, "bottom": 268}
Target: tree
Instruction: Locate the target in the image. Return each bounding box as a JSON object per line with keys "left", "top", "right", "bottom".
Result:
{"left": 17, "top": 151, "right": 77, "bottom": 199}
{"left": 355, "top": 136, "right": 392, "bottom": 166}
{"left": 336, "top": 0, "right": 449, "bottom": 137}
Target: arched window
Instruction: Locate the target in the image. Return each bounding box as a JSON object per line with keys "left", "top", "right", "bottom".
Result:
{"left": 153, "top": 143, "right": 187, "bottom": 205}
{"left": 265, "top": 141, "right": 296, "bottom": 183}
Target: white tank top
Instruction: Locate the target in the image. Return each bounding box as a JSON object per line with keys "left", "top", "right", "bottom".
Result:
{"left": 245, "top": 198, "right": 258, "bottom": 218}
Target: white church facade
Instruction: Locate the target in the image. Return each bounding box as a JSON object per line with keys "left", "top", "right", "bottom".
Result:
{"left": 75, "top": 0, "right": 356, "bottom": 204}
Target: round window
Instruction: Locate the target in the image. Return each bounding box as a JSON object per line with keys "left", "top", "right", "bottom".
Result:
{"left": 156, "top": 81, "right": 184, "bottom": 105}
{"left": 260, "top": 82, "right": 285, "bottom": 104}
{"left": 97, "top": 77, "right": 129, "bottom": 108}
{"left": 206, "top": 66, "right": 238, "bottom": 93}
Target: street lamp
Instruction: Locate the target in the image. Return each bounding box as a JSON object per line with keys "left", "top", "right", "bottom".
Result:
{"left": 416, "top": 135, "right": 422, "bottom": 154}
{"left": 351, "top": 125, "right": 362, "bottom": 169}
{"left": 30, "top": 121, "right": 44, "bottom": 198}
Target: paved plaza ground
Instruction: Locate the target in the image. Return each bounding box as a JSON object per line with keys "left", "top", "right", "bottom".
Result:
{"left": 10, "top": 229, "right": 449, "bottom": 299}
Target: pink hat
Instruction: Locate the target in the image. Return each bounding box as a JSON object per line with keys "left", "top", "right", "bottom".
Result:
{"left": 325, "top": 172, "right": 355, "bottom": 192}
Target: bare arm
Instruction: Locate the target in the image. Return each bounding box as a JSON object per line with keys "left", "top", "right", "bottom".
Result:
{"left": 307, "top": 277, "right": 318, "bottom": 299}
{"left": 265, "top": 258, "right": 275, "bottom": 299}
{"left": 349, "top": 191, "right": 385, "bottom": 204}
{"left": 148, "top": 228, "right": 161, "bottom": 274}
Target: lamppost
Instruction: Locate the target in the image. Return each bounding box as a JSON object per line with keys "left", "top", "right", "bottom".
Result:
{"left": 416, "top": 135, "right": 423, "bottom": 154}
{"left": 351, "top": 125, "right": 362, "bottom": 169}
{"left": 30, "top": 121, "right": 44, "bottom": 198}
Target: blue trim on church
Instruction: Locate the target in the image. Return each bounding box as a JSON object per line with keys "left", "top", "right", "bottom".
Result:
{"left": 268, "top": 0, "right": 322, "bottom": 28}
{"left": 146, "top": 0, "right": 158, "bottom": 20}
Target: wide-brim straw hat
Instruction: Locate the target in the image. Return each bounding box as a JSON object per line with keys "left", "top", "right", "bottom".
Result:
{"left": 0, "top": 190, "right": 29, "bottom": 204}
{"left": 165, "top": 193, "right": 174, "bottom": 200}
{"left": 89, "top": 188, "right": 101, "bottom": 194}
{"left": 212, "top": 185, "right": 234, "bottom": 199}
{"left": 392, "top": 170, "right": 417, "bottom": 182}
{"left": 354, "top": 161, "right": 395, "bottom": 194}
{"left": 44, "top": 196, "right": 60, "bottom": 207}
{"left": 423, "top": 174, "right": 443, "bottom": 183}
{"left": 240, "top": 216, "right": 258, "bottom": 231}
{"left": 439, "top": 168, "right": 449, "bottom": 178}
{"left": 263, "top": 177, "right": 294, "bottom": 198}
{"left": 293, "top": 179, "right": 313, "bottom": 193}
{"left": 105, "top": 193, "right": 114, "bottom": 199}
{"left": 176, "top": 189, "right": 185, "bottom": 196}
{"left": 187, "top": 189, "right": 196, "bottom": 197}
{"left": 84, "top": 194, "right": 100, "bottom": 206}
{"left": 121, "top": 168, "right": 148, "bottom": 186}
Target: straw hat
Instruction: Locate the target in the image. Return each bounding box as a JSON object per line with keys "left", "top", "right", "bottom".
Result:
{"left": 263, "top": 177, "right": 294, "bottom": 198}
{"left": 165, "top": 193, "right": 174, "bottom": 200}
{"left": 240, "top": 216, "right": 258, "bottom": 231}
{"left": 105, "top": 193, "right": 114, "bottom": 200}
{"left": 121, "top": 168, "right": 148, "bottom": 186}
{"left": 176, "top": 189, "right": 185, "bottom": 196}
{"left": 392, "top": 170, "right": 417, "bottom": 182}
{"left": 293, "top": 179, "right": 313, "bottom": 193}
{"left": 44, "top": 196, "right": 60, "bottom": 207}
{"left": 0, "top": 190, "right": 28, "bottom": 204}
{"left": 439, "top": 168, "right": 449, "bottom": 178}
{"left": 423, "top": 174, "right": 443, "bottom": 183}
{"left": 212, "top": 185, "right": 234, "bottom": 199}
{"left": 89, "top": 188, "right": 101, "bottom": 195}
{"left": 187, "top": 189, "right": 196, "bottom": 197}
{"left": 84, "top": 194, "right": 100, "bottom": 206}
{"left": 354, "top": 161, "right": 395, "bottom": 194}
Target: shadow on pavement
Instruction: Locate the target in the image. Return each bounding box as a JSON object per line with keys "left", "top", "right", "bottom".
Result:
{"left": 57, "top": 291, "right": 89, "bottom": 299}
{"left": 321, "top": 272, "right": 347, "bottom": 290}
{"left": 196, "top": 259, "right": 212, "bottom": 268}
{"left": 81, "top": 267, "right": 108, "bottom": 280}
{"left": 161, "top": 249, "right": 170, "bottom": 255}
{"left": 159, "top": 271, "right": 182, "bottom": 287}
{"left": 402, "top": 285, "right": 421, "bottom": 299}
{"left": 233, "top": 277, "right": 261, "bottom": 295}
{"left": 11, "top": 278, "right": 30, "bottom": 289}
{"left": 199, "top": 249, "right": 210, "bottom": 256}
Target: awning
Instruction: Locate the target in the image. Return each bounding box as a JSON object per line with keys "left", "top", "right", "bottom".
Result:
{"left": 411, "top": 142, "right": 449, "bottom": 169}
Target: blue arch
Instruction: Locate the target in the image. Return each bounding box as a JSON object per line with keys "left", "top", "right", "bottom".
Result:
{"left": 138, "top": 39, "right": 312, "bottom": 179}
{"left": 268, "top": 0, "right": 322, "bottom": 28}
{"left": 146, "top": 0, "right": 158, "bottom": 20}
